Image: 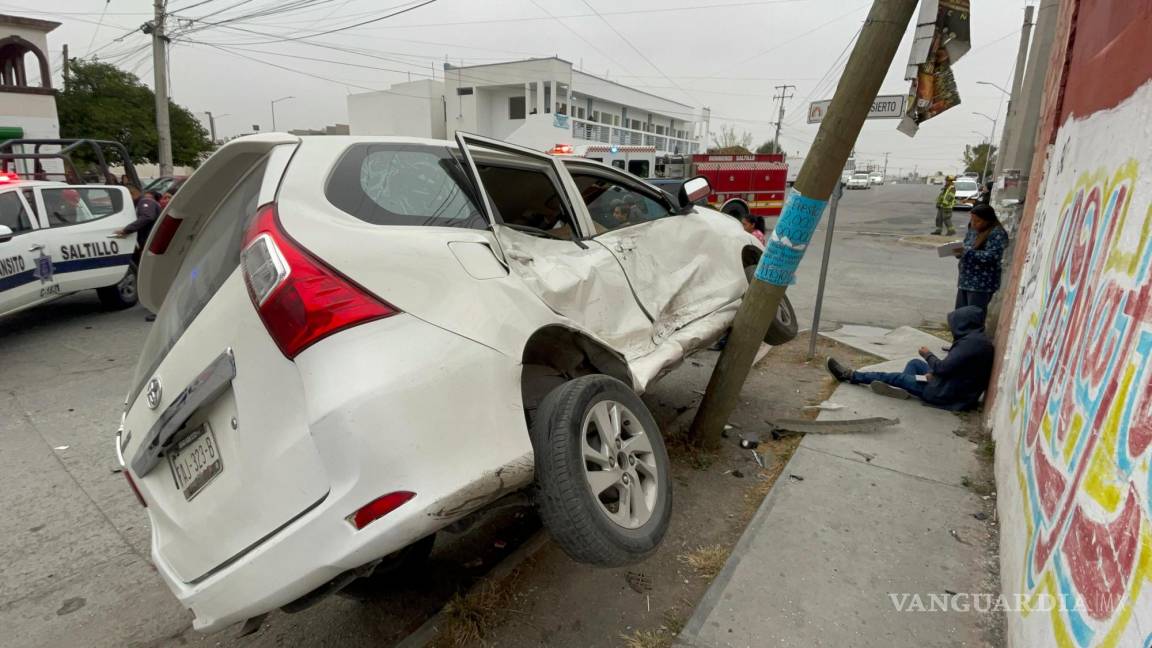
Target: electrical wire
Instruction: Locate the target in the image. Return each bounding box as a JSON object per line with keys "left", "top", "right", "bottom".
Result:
{"left": 175, "top": 0, "right": 436, "bottom": 44}
{"left": 84, "top": 1, "right": 112, "bottom": 56}
{"left": 526, "top": 0, "right": 643, "bottom": 78}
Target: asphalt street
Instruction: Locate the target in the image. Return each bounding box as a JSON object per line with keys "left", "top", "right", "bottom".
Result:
{"left": 0, "top": 182, "right": 959, "bottom": 647}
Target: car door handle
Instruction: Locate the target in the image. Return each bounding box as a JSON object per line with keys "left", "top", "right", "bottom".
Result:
{"left": 28, "top": 244, "right": 44, "bottom": 252}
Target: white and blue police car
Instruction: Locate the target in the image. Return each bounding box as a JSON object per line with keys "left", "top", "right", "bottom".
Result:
{"left": 0, "top": 172, "right": 138, "bottom": 317}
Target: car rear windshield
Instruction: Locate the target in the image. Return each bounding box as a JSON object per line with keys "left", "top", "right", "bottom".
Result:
{"left": 130, "top": 156, "right": 269, "bottom": 405}
{"left": 325, "top": 143, "right": 487, "bottom": 229}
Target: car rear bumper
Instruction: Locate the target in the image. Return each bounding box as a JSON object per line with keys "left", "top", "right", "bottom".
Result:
{"left": 144, "top": 314, "right": 533, "bottom": 632}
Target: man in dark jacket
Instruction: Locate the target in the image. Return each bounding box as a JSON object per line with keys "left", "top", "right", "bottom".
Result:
{"left": 115, "top": 190, "right": 162, "bottom": 265}
{"left": 825, "top": 306, "right": 994, "bottom": 411}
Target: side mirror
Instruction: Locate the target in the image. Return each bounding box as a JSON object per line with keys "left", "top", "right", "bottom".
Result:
{"left": 680, "top": 176, "right": 711, "bottom": 207}
{"left": 0, "top": 224, "right": 13, "bottom": 243}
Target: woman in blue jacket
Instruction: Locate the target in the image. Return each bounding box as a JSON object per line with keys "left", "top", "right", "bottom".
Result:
{"left": 954, "top": 203, "right": 1009, "bottom": 312}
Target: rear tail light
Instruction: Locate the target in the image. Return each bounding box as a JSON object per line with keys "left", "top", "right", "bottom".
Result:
{"left": 348, "top": 491, "right": 416, "bottom": 530}
{"left": 148, "top": 215, "right": 183, "bottom": 254}
{"left": 241, "top": 204, "right": 397, "bottom": 359}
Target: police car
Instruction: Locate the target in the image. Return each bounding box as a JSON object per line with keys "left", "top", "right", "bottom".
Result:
{"left": 0, "top": 171, "right": 138, "bottom": 317}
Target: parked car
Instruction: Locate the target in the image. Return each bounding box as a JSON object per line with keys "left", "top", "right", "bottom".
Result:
{"left": 952, "top": 178, "right": 981, "bottom": 209}
{"left": 142, "top": 175, "right": 188, "bottom": 196}
{"left": 115, "top": 132, "right": 799, "bottom": 633}
{"left": 869, "top": 173, "right": 884, "bottom": 185}
{"left": 847, "top": 172, "right": 871, "bottom": 189}
{"left": 0, "top": 172, "right": 137, "bottom": 317}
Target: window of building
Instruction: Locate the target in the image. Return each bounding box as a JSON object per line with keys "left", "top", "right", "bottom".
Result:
{"left": 576, "top": 106, "right": 586, "bottom": 119}
{"left": 0, "top": 37, "right": 49, "bottom": 89}
{"left": 509, "top": 96, "right": 526, "bottom": 119}
{"left": 456, "top": 87, "right": 474, "bottom": 95}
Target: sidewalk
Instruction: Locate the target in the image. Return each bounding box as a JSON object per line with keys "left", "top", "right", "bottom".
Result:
{"left": 677, "top": 326, "right": 996, "bottom": 648}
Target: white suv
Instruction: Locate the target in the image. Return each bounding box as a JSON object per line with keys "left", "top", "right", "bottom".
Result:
{"left": 116, "top": 133, "right": 798, "bottom": 633}
{"left": 0, "top": 175, "right": 137, "bottom": 316}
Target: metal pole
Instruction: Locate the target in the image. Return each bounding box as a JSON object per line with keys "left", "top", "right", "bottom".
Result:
{"left": 271, "top": 101, "right": 276, "bottom": 131}
{"left": 980, "top": 116, "right": 997, "bottom": 182}
{"left": 807, "top": 182, "right": 842, "bottom": 359}
{"left": 206, "top": 111, "right": 216, "bottom": 142}
{"left": 152, "top": 0, "right": 173, "bottom": 176}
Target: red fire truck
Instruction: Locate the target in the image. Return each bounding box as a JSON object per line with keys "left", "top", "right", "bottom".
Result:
{"left": 690, "top": 153, "right": 788, "bottom": 219}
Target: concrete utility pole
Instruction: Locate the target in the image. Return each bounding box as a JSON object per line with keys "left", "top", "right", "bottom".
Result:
{"left": 772, "top": 84, "right": 795, "bottom": 149}
{"left": 61, "top": 44, "right": 68, "bottom": 89}
{"left": 1000, "top": 0, "right": 1057, "bottom": 201}
{"left": 689, "top": 0, "right": 920, "bottom": 448}
{"left": 882, "top": 152, "right": 890, "bottom": 177}
{"left": 994, "top": 4, "right": 1034, "bottom": 185}
{"left": 151, "top": 0, "right": 173, "bottom": 176}
{"left": 205, "top": 111, "right": 217, "bottom": 143}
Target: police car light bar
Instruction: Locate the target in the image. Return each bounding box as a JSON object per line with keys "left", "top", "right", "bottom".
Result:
{"left": 548, "top": 143, "right": 575, "bottom": 155}
{"left": 0, "top": 172, "right": 20, "bottom": 183}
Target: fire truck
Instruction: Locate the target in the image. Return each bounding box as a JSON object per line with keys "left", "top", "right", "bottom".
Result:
{"left": 687, "top": 153, "right": 788, "bottom": 219}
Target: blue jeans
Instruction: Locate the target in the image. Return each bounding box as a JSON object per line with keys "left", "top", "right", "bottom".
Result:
{"left": 851, "top": 359, "right": 929, "bottom": 399}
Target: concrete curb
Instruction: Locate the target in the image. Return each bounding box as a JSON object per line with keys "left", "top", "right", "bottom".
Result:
{"left": 394, "top": 531, "right": 550, "bottom": 648}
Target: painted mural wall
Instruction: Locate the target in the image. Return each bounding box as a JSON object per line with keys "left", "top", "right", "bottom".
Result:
{"left": 992, "top": 75, "right": 1152, "bottom": 647}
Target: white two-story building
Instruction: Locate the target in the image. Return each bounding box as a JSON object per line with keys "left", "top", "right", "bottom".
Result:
{"left": 348, "top": 57, "right": 708, "bottom": 175}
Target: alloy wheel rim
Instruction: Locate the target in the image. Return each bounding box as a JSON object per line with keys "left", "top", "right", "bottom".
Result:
{"left": 580, "top": 399, "right": 658, "bottom": 529}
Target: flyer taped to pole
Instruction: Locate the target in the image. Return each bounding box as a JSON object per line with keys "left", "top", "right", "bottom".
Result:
{"left": 898, "top": 0, "right": 971, "bottom": 136}
{"left": 754, "top": 190, "right": 827, "bottom": 286}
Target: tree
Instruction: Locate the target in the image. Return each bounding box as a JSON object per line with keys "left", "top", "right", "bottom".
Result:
{"left": 57, "top": 60, "right": 212, "bottom": 167}
{"left": 962, "top": 142, "right": 997, "bottom": 180}
{"left": 756, "top": 139, "right": 783, "bottom": 155}
{"left": 708, "top": 124, "right": 753, "bottom": 154}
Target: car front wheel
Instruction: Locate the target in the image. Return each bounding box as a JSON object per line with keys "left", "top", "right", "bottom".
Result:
{"left": 531, "top": 375, "right": 671, "bottom": 567}
{"left": 97, "top": 265, "right": 138, "bottom": 310}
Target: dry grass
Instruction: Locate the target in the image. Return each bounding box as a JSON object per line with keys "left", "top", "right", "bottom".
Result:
{"left": 431, "top": 570, "right": 523, "bottom": 647}
{"left": 620, "top": 628, "right": 674, "bottom": 648}
{"left": 677, "top": 544, "right": 730, "bottom": 578}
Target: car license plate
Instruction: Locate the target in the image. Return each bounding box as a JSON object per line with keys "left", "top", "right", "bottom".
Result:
{"left": 167, "top": 423, "right": 223, "bottom": 501}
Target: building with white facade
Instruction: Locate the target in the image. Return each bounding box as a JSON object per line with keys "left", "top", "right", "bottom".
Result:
{"left": 348, "top": 57, "right": 708, "bottom": 158}
{"left": 0, "top": 14, "right": 60, "bottom": 141}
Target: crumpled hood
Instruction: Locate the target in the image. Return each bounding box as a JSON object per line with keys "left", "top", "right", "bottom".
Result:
{"left": 948, "top": 305, "right": 986, "bottom": 339}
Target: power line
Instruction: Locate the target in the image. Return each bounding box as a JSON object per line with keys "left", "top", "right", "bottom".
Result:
{"left": 83, "top": 1, "right": 112, "bottom": 56}
{"left": 737, "top": 1, "right": 869, "bottom": 63}
{"left": 175, "top": 0, "right": 437, "bottom": 44}
{"left": 526, "top": 0, "right": 643, "bottom": 78}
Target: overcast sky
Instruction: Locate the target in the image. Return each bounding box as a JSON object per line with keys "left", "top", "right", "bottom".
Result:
{"left": 8, "top": 0, "right": 1034, "bottom": 174}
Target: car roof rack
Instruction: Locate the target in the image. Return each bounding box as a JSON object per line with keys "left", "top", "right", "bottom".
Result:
{"left": 0, "top": 138, "right": 142, "bottom": 189}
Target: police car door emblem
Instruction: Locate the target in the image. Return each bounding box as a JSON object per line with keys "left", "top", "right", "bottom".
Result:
{"left": 32, "top": 250, "right": 54, "bottom": 283}
{"left": 145, "top": 377, "right": 162, "bottom": 410}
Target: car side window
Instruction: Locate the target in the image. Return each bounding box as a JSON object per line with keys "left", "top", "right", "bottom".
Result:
{"left": 569, "top": 172, "right": 674, "bottom": 234}
{"left": 477, "top": 163, "right": 579, "bottom": 240}
{"left": 0, "top": 191, "right": 33, "bottom": 233}
{"left": 21, "top": 189, "right": 38, "bottom": 219}
{"left": 40, "top": 187, "right": 124, "bottom": 227}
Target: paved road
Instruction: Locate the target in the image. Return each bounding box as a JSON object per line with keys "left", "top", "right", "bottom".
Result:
{"left": 790, "top": 183, "right": 958, "bottom": 331}
{"left": 0, "top": 184, "right": 959, "bottom": 647}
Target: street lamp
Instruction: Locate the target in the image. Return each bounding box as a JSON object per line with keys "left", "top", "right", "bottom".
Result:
{"left": 972, "top": 111, "right": 998, "bottom": 183}
{"left": 270, "top": 96, "right": 294, "bottom": 131}
{"left": 976, "top": 80, "right": 1011, "bottom": 97}
{"left": 204, "top": 111, "right": 230, "bottom": 142}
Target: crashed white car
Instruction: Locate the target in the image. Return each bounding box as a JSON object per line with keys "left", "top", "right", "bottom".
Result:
{"left": 0, "top": 174, "right": 137, "bottom": 316}
{"left": 116, "top": 133, "right": 798, "bottom": 633}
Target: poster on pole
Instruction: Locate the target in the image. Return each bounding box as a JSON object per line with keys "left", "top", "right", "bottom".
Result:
{"left": 898, "top": 0, "right": 971, "bottom": 136}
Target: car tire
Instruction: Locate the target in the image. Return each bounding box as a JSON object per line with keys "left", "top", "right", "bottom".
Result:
{"left": 336, "top": 533, "right": 436, "bottom": 601}
{"left": 721, "top": 202, "right": 748, "bottom": 219}
{"left": 97, "top": 266, "right": 138, "bottom": 310}
{"left": 743, "top": 265, "right": 799, "bottom": 345}
{"left": 531, "top": 375, "right": 671, "bottom": 567}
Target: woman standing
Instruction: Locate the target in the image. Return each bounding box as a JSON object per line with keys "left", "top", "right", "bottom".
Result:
{"left": 955, "top": 203, "right": 1008, "bottom": 312}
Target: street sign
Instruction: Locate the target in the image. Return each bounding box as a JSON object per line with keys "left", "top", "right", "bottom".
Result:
{"left": 807, "top": 95, "right": 906, "bottom": 124}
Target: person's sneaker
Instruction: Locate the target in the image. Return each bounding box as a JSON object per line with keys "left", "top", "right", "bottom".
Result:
{"left": 826, "top": 357, "right": 854, "bottom": 382}
{"left": 870, "top": 382, "right": 911, "bottom": 399}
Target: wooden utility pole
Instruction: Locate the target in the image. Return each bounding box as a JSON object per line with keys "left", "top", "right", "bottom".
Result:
{"left": 152, "top": 0, "right": 173, "bottom": 176}
{"left": 61, "top": 44, "right": 68, "bottom": 90}
{"left": 689, "top": 0, "right": 920, "bottom": 448}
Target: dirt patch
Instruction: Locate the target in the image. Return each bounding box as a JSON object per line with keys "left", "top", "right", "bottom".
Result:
{"left": 429, "top": 337, "right": 879, "bottom": 648}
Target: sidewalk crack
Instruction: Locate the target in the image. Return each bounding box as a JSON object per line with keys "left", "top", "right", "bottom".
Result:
{"left": 799, "top": 445, "right": 970, "bottom": 490}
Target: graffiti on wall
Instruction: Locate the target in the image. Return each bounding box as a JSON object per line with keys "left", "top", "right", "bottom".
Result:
{"left": 1009, "top": 157, "right": 1152, "bottom": 647}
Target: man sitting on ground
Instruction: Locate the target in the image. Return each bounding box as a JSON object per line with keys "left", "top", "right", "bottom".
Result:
{"left": 825, "top": 305, "right": 994, "bottom": 411}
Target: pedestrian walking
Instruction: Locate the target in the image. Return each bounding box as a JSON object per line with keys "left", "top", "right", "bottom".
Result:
{"left": 932, "top": 176, "right": 956, "bottom": 235}
{"left": 954, "top": 203, "right": 1008, "bottom": 312}
{"left": 825, "top": 305, "right": 994, "bottom": 411}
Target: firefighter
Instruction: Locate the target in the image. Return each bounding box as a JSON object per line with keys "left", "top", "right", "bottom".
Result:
{"left": 933, "top": 176, "right": 956, "bottom": 236}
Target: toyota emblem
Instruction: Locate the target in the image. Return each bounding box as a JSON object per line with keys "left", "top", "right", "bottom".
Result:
{"left": 145, "top": 377, "right": 163, "bottom": 410}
